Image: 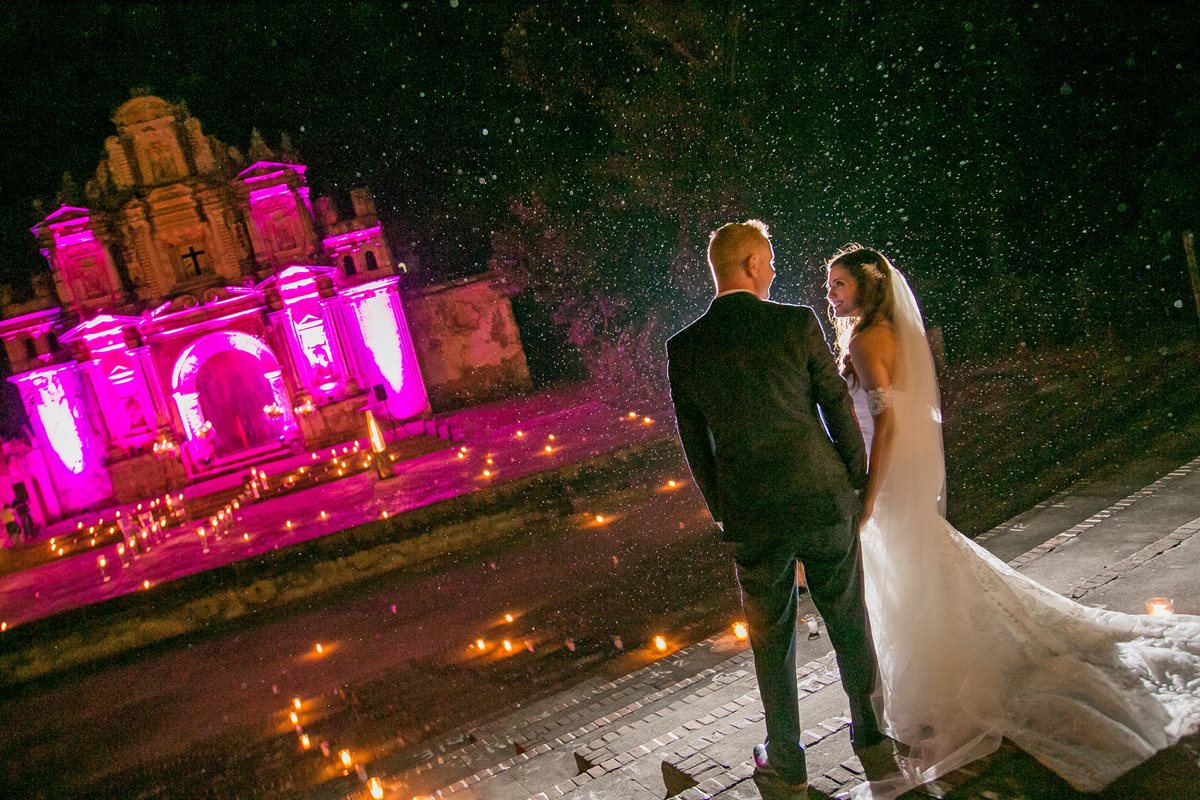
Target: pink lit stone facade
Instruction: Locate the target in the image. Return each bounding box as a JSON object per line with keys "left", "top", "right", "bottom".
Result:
{"left": 0, "top": 95, "right": 431, "bottom": 522}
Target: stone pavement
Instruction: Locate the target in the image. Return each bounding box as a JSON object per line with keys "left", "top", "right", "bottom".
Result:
{"left": 347, "top": 455, "right": 1200, "bottom": 800}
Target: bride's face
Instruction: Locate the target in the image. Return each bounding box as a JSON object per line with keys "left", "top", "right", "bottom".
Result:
{"left": 826, "top": 265, "right": 861, "bottom": 318}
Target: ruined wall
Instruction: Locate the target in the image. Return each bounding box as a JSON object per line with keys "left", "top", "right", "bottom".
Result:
{"left": 404, "top": 275, "right": 531, "bottom": 410}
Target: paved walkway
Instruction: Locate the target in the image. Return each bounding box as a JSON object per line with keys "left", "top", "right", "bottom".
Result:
{"left": 0, "top": 388, "right": 671, "bottom": 630}
{"left": 350, "top": 455, "right": 1200, "bottom": 800}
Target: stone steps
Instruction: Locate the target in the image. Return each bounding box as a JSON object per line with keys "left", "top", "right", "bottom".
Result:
{"left": 378, "top": 636, "right": 748, "bottom": 798}
{"left": 354, "top": 455, "right": 1200, "bottom": 800}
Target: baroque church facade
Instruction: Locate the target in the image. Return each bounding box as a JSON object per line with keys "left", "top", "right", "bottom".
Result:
{"left": 0, "top": 94, "right": 434, "bottom": 522}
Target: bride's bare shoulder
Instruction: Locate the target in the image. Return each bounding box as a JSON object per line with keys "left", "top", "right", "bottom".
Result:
{"left": 848, "top": 321, "right": 896, "bottom": 359}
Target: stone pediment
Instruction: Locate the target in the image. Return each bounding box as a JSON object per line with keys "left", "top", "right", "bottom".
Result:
{"left": 148, "top": 285, "right": 264, "bottom": 319}
{"left": 40, "top": 205, "right": 92, "bottom": 227}
{"left": 112, "top": 95, "right": 177, "bottom": 127}
{"left": 144, "top": 184, "right": 197, "bottom": 205}
{"left": 238, "top": 160, "right": 308, "bottom": 181}
{"left": 59, "top": 313, "right": 141, "bottom": 343}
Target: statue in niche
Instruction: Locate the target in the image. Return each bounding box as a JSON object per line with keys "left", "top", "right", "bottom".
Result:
{"left": 311, "top": 345, "right": 336, "bottom": 386}
{"left": 145, "top": 137, "right": 176, "bottom": 183}
{"left": 123, "top": 396, "right": 149, "bottom": 432}
{"left": 272, "top": 214, "right": 298, "bottom": 251}
{"left": 73, "top": 257, "right": 109, "bottom": 300}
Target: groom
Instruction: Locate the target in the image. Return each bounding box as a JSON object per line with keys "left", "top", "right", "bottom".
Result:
{"left": 666, "top": 221, "right": 884, "bottom": 796}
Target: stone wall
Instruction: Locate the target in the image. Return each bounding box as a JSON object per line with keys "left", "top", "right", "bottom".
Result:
{"left": 404, "top": 275, "right": 532, "bottom": 410}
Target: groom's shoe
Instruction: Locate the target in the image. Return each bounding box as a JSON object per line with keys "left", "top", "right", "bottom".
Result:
{"left": 751, "top": 744, "right": 808, "bottom": 799}
{"left": 852, "top": 738, "right": 904, "bottom": 782}
{"left": 751, "top": 766, "right": 808, "bottom": 799}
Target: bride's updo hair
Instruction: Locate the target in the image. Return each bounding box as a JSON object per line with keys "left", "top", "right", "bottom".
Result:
{"left": 826, "top": 243, "right": 897, "bottom": 385}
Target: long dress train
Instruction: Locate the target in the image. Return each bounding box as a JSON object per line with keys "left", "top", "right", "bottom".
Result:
{"left": 847, "top": 269, "right": 1200, "bottom": 797}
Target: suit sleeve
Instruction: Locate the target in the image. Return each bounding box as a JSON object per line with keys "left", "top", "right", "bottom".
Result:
{"left": 802, "top": 308, "right": 868, "bottom": 490}
{"left": 666, "top": 343, "right": 722, "bottom": 523}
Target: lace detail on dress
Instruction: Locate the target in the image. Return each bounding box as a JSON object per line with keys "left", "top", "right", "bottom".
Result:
{"left": 866, "top": 387, "right": 893, "bottom": 416}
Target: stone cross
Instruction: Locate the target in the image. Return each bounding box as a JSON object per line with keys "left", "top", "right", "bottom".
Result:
{"left": 181, "top": 245, "right": 206, "bottom": 276}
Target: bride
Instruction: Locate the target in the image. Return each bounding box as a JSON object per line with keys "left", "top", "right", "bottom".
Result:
{"left": 823, "top": 244, "right": 1200, "bottom": 796}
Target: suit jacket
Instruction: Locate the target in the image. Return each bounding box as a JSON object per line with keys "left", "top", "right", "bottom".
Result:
{"left": 666, "top": 292, "right": 867, "bottom": 546}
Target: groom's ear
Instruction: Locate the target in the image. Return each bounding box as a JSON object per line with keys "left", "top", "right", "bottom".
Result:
{"left": 745, "top": 251, "right": 759, "bottom": 276}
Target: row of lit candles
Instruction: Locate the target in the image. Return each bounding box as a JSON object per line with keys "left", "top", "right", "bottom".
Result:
{"left": 285, "top": 692, "right": 385, "bottom": 798}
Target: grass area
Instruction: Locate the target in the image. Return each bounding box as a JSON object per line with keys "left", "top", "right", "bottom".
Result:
{"left": 940, "top": 336, "right": 1200, "bottom": 535}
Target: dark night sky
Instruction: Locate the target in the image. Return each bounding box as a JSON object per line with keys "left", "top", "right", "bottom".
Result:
{"left": 0, "top": 0, "right": 535, "bottom": 283}
{"left": 2, "top": 1, "right": 1199, "bottom": 343}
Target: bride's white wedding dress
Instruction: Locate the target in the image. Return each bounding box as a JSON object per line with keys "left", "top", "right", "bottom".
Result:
{"left": 846, "top": 270, "right": 1200, "bottom": 797}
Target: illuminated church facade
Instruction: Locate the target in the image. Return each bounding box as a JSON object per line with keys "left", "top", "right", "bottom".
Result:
{"left": 0, "top": 95, "right": 437, "bottom": 521}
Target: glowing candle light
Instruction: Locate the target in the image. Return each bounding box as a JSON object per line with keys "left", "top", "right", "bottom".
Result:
{"left": 482, "top": 469, "right": 492, "bottom": 478}
{"left": 595, "top": 514, "right": 605, "bottom": 523}
{"left": 642, "top": 416, "right": 654, "bottom": 425}
{"left": 301, "top": 733, "right": 311, "bottom": 749}
{"left": 97, "top": 555, "right": 107, "bottom": 568}
{"left": 627, "top": 411, "right": 638, "bottom": 419}
{"left": 142, "top": 579, "right": 151, "bottom": 590}
{"left": 733, "top": 622, "right": 748, "bottom": 639}
{"left": 293, "top": 697, "right": 302, "bottom": 710}
{"left": 457, "top": 451, "right": 465, "bottom": 460}
{"left": 668, "top": 479, "right": 678, "bottom": 488}
{"left": 475, "top": 638, "right": 486, "bottom": 650}
{"left": 515, "top": 430, "right": 524, "bottom": 438}
{"left": 1146, "top": 597, "right": 1175, "bottom": 616}
{"left": 369, "top": 776, "right": 384, "bottom": 799}
{"left": 315, "top": 642, "right": 324, "bottom": 654}
{"left": 242, "top": 533, "right": 250, "bottom": 541}
{"left": 380, "top": 510, "right": 390, "bottom": 519}
{"left": 289, "top": 711, "right": 299, "bottom": 725}
{"left": 285, "top": 520, "right": 294, "bottom": 529}
{"left": 340, "top": 749, "right": 353, "bottom": 767}
{"left": 547, "top": 434, "right": 556, "bottom": 441}
{"left": 503, "top": 639, "right": 513, "bottom": 652}
{"left": 654, "top": 635, "right": 667, "bottom": 651}
{"left": 504, "top": 613, "right": 514, "bottom": 623}
{"left": 319, "top": 511, "right": 328, "bottom": 520}
{"left": 486, "top": 457, "right": 494, "bottom": 465}
{"left": 544, "top": 444, "right": 553, "bottom": 453}
{"left": 1, "top": 622, "right": 6, "bottom": 632}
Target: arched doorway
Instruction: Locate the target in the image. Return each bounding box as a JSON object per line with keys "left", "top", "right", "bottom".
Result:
{"left": 195, "top": 350, "right": 276, "bottom": 458}
{"left": 171, "top": 331, "right": 297, "bottom": 467}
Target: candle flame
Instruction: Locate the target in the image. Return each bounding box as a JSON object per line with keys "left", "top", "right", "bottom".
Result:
{"left": 1145, "top": 597, "right": 1175, "bottom": 616}
{"left": 654, "top": 635, "right": 667, "bottom": 651}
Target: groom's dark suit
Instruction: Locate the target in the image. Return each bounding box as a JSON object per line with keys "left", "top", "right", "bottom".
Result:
{"left": 667, "top": 291, "right": 881, "bottom": 784}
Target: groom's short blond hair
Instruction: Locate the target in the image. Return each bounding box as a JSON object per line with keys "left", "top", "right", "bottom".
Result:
{"left": 708, "top": 220, "right": 771, "bottom": 283}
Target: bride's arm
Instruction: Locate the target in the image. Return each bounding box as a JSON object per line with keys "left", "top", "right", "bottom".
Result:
{"left": 849, "top": 326, "right": 897, "bottom": 527}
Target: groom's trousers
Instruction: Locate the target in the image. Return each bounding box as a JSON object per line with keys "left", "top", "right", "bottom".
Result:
{"left": 734, "top": 517, "right": 881, "bottom": 784}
